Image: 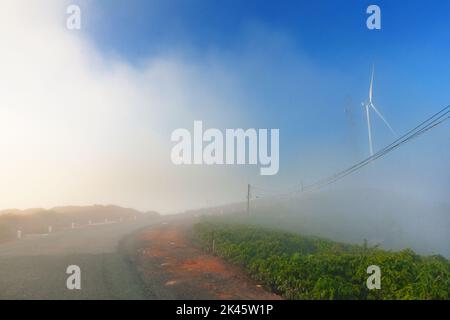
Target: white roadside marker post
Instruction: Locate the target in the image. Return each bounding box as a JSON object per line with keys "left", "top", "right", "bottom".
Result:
{"left": 48, "top": 225, "right": 52, "bottom": 233}
{"left": 17, "top": 230, "right": 22, "bottom": 239}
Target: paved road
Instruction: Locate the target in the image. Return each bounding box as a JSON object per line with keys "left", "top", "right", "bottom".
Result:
{"left": 0, "top": 218, "right": 161, "bottom": 299}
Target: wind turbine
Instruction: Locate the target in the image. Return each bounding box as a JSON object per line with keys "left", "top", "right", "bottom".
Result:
{"left": 362, "top": 66, "right": 396, "bottom": 156}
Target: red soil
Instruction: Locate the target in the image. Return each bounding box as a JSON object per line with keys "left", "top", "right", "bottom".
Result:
{"left": 132, "top": 220, "right": 282, "bottom": 300}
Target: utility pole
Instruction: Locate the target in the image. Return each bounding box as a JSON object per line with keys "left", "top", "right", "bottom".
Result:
{"left": 246, "top": 184, "right": 251, "bottom": 215}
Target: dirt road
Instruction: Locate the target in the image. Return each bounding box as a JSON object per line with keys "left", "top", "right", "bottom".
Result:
{"left": 126, "top": 218, "right": 281, "bottom": 300}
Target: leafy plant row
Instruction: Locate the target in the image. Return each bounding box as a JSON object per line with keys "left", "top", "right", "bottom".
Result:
{"left": 192, "top": 222, "right": 449, "bottom": 299}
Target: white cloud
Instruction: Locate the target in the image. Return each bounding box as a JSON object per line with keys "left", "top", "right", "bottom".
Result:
{"left": 0, "top": 0, "right": 250, "bottom": 212}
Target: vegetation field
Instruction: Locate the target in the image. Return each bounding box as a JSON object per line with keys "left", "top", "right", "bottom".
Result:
{"left": 192, "top": 222, "right": 449, "bottom": 299}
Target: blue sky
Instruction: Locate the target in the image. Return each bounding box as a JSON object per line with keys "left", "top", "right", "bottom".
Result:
{"left": 84, "top": 0, "right": 450, "bottom": 65}
{"left": 82, "top": 0, "right": 450, "bottom": 130}
{"left": 78, "top": 0, "right": 450, "bottom": 193}
{"left": 82, "top": 0, "right": 450, "bottom": 81}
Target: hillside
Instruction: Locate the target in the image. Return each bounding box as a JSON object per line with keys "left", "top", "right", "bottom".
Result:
{"left": 0, "top": 205, "right": 159, "bottom": 243}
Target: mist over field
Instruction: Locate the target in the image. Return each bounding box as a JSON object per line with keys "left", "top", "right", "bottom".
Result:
{"left": 234, "top": 187, "right": 450, "bottom": 258}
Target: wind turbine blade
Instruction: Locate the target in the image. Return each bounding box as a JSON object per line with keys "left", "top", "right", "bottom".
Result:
{"left": 365, "top": 104, "right": 373, "bottom": 156}
{"left": 369, "top": 66, "right": 374, "bottom": 103}
{"left": 370, "top": 103, "right": 396, "bottom": 135}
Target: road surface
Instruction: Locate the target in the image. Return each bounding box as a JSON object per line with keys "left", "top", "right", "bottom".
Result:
{"left": 0, "top": 217, "right": 160, "bottom": 299}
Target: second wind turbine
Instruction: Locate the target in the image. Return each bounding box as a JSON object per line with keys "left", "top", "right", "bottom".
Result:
{"left": 362, "top": 66, "right": 396, "bottom": 156}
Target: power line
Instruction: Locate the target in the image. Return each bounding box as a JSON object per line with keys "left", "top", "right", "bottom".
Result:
{"left": 250, "top": 105, "right": 449, "bottom": 199}
{"left": 304, "top": 106, "right": 449, "bottom": 191}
